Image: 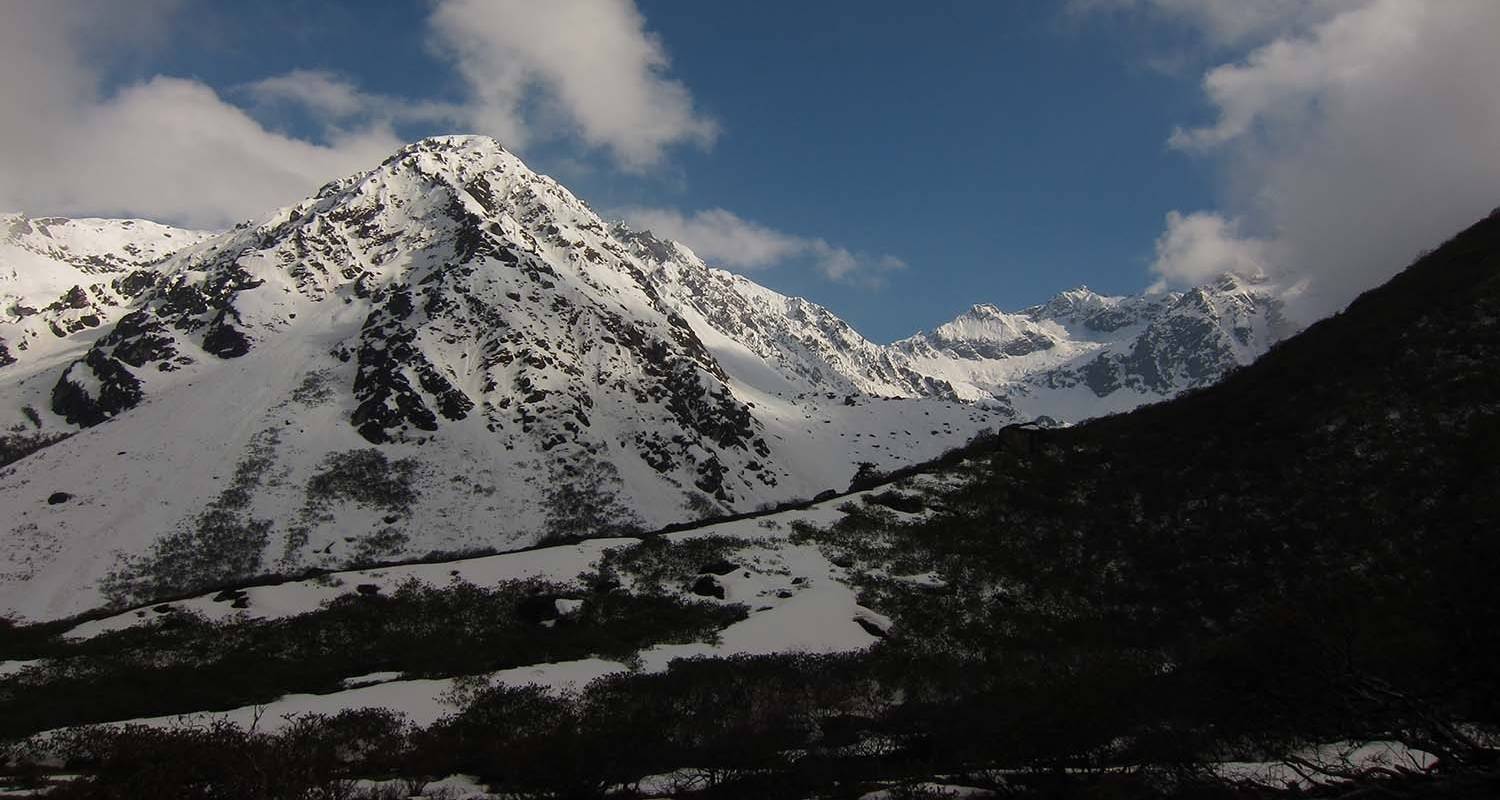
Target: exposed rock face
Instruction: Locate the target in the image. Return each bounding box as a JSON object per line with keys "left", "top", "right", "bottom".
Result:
{"left": 50, "top": 348, "right": 144, "bottom": 426}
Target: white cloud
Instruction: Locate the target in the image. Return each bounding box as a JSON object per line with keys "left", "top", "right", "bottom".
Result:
{"left": 621, "top": 206, "right": 906, "bottom": 286}
{"left": 428, "top": 0, "right": 718, "bottom": 171}
{"left": 619, "top": 207, "right": 801, "bottom": 269}
{"left": 1149, "top": 211, "right": 1271, "bottom": 289}
{"left": 1114, "top": 0, "right": 1500, "bottom": 321}
{"left": 0, "top": 3, "right": 400, "bottom": 228}
{"left": 1166, "top": 1, "right": 1407, "bottom": 149}
{"left": 244, "top": 69, "right": 463, "bottom": 129}
{"left": 67, "top": 78, "right": 403, "bottom": 228}
{"left": 0, "top": 0, "right": 716, "bottom": 228}
{"left": 246, "top": 70, "right": 369, "bottom": 121}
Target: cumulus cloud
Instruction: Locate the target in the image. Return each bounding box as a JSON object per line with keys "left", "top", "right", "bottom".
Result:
{"left": 1106, "top": 0, "right": 1500, "bottom": 321}
{"left": 621, "top": 206, "right": 906, "bottom": 285}
{"left": 1149, "top": 211, "right": 1272, "bottom": 289}
{"left": 428, "top": 0, "right": 718, "bottom": 171}
{"left": 0, "top": 2, "right": 402, "bottom": 228}
{"left": 0, "top": 0, "right": 715, "bottom": 228}
{"left": 65, "top": 79, "right": 404, "bottom": 228}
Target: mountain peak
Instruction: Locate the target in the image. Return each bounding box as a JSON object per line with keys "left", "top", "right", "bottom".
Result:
{"left": 376, "top": 135, "right": 528, "bottom": 184}
{"left": 331, "top": 135, "right": 548, "bottom": 211}
{"left": 1206, "top": 270, "right": 1270, "bottom": 294}
{"left": 1029, "top": 285, "right": 1117, "bottom": 320}
{"left": 383, "top": 134, "right": 512, "bottom": 163}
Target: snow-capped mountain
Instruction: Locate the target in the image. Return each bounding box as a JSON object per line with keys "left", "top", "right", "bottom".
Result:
{"left": 620, "top": 227, "right": 955, "bottom": 399}
{"left": 0, "top": 135, "right": 1292, "bottom": 621}
{"left": 0, "top": 214, "right": 212, "bottom": 373}
{"left": 619, "top": 229, "right": 1291, "bottom": 422}
{"left": 892, "top": 275, "right": 1293, "bottom": 420}
{"left": 0, "top": 137, "right": 1004, "bottom": 620}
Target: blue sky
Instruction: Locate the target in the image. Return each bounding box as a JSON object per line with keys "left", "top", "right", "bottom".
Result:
{"left": 4, "top": 1, "right": 1499, "bottom": 341}
{"left": 149, "top": 2, "right": 1221, "bottom": 340}
{"left": 610, "top": 3, "right": 1222, "bottom": 338}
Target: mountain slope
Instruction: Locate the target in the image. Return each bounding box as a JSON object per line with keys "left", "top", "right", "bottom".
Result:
{"left": 0, "top": 136, "right": 1301, "bottom": 621}
{"left": 620, "top": 227, "right": 955, "bottom": 400}
{"left": 0, "top": 214, "right": 211, "bottom": 376}
{"left": 0, "top": 137, "right": 1003, "bottom": 620}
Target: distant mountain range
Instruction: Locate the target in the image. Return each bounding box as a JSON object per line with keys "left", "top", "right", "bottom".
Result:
{"left": 0, "top": 136, "right": 1290, "bottom": 619}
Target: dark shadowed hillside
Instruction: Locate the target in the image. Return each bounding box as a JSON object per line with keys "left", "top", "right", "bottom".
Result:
{"left": 816, "top": 208, "right": 1500, "bottom": 784}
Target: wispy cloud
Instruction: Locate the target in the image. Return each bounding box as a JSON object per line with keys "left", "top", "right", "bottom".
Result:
{"left": 1069, "top": 0, "right": 1362, "bottom": 48}
{"left": 243, "top": 69, "right": 463, "bottom": 129}
{"left": 620, "top": 206, "right": 907, "bottom": 286}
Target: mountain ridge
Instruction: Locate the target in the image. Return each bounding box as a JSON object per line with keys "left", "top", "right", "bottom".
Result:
{"left": 0, "top": 135, "right": 1288, "bottom": 619}
{"left": 0, "top": 137, "right": 1003, "bottom": 620}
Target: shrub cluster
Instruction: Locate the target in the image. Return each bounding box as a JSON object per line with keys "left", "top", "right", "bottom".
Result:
{"left": 303, "top": 449, "right": 423, "bottom": 512}
{"left": 596, "top": 535, "right": 753, "bottom": 595}
{"left": 14, "top": 710, "right": 411, "bottom": 800}
{"left": 100, "top": 428, "right": 283, "bottom": 606}
{"left": 0, "top": 579, "right": 742, "bottom": 739}
{"left": 0, "top": 430, "right": 71, "bottom": 469}
{"left": 538, "top": 455, "right": 644, "bottom": 543}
